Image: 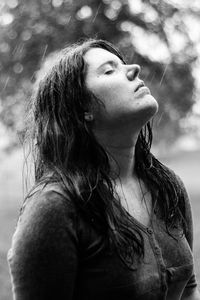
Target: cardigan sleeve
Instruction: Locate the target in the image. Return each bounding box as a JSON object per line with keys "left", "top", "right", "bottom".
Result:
{"left": 7, "top": 187, "right": 79, "bottom": 300}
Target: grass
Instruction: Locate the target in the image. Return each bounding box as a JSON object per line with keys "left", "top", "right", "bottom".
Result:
{"left": 0, "top": 148, "right": 199, "bottom": 299}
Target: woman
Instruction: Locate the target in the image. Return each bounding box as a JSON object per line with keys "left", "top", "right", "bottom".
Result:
{"left": 8, "top": 39, "right": 200, "bottom": 299}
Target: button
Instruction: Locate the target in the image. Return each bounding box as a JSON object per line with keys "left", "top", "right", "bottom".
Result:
{"left": 161, "top": 284, "right": 167, "bottom": 291}
{"left": 147, "top": 228, "right": 153, "bottom": 234}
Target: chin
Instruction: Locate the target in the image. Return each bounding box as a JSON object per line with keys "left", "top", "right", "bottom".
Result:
{"left": 141, "top": 93, "right": 158, "bottom": 111}
{"left": 134, "top": 95, "right": 158, "bottom": 125}
{"left": 146, "top": 95, "right": 158, "bottom": 114}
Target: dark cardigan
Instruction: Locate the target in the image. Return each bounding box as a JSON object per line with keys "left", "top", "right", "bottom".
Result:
{"left": 8, "top": 176, "right": 197, "bottom": 300}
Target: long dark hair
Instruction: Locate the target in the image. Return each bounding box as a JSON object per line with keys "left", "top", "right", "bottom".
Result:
{"left": 24, "top": 39, "right": 187, "bottom": 268}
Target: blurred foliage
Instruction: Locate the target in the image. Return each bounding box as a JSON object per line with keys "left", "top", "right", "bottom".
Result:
{"left": 0, "top": 0, "right": 199, "bottom": 145}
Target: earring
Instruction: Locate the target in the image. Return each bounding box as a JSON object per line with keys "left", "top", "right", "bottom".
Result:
{"left": 84, "top": 112, "right": 94, "bottom": 121}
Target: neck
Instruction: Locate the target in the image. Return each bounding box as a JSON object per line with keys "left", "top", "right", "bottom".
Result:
{"left": 94, "top": 128, "right": 139, "bottom": 182}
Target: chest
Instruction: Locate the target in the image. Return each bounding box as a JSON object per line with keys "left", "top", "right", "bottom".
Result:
{"left": 77, "top": 218, "right": 194, "bottom": 300}
{"left": 115, "top": 183, "right": 153, "bottom": 227}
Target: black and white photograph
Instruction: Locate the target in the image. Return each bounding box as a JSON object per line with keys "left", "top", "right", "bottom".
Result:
{"left": 0, "top": 0, "right": 200, "bottom": 299}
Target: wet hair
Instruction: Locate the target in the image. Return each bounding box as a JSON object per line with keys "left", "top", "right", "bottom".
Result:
{"left": 24, "top": 39, "right": 187, "bottom": 268}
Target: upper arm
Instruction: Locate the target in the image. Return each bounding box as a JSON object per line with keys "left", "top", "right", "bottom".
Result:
{"left": 179, "top": 177, "right": 193, "bottom": 251}
{"left": 8, "top": 189, "right": 79, "bottom": 300}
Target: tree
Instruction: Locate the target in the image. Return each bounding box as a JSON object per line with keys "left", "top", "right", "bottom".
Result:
{"left": 0, "top": 0, "right": 198, "bottom": 145}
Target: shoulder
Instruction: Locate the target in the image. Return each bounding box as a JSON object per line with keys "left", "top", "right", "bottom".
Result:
{"left": 167, "top": 168, "right": 191, "bottom": 215}
{"left": 160, "top": 163, "right": 188, "bottom": 197}
{"left": 8, "top": 183, "right": 79, "bottom": 268}
{"left": 157, "top": 163, "right": 191, "bottom": 219}
{"left": 21, "top": 182, "right": 77, "bottom": 220}
{"left": 160, "top": 164, "right": 193, "bottom": 228}
{"left": 8, "top": 183, "right": 79, "bottom": 297}
{"left": 12, "top": 183, "right": 79, "bottom": 250}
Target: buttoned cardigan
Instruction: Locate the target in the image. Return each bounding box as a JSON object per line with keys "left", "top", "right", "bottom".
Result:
{"left": 8, "top": 176, "right": 198, "bottom": 300}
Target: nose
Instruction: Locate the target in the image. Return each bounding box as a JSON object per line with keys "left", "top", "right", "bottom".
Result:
{"left": 126, "top": 64, "right": 141, "bottom": 81}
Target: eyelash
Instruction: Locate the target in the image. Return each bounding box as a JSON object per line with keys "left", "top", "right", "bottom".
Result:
{"left": 104, "top": 69, "right": 114, "bottom": 75}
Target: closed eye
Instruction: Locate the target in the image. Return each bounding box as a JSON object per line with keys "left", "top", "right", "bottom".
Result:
{"left": 104, "top": 69, "right": 114, "bottom": 75}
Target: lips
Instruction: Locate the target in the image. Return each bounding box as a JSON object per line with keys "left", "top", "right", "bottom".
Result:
{"left": 134, "top": 82, "right": 145, "bottom": 92}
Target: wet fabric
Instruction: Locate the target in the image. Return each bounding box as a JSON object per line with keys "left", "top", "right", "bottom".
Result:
{"left": 7, "top": 177, "right": 197, "bottom": 300}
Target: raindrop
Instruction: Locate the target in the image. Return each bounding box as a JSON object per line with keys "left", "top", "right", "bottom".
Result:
{"left": 30, "top": 71, "right": 36, "bottom": 82}
{"left": 13, "top": 43, "right": 24, "bottom": 59}
{"left": 18, "top": 44, "right": 24, "bottom": 54}
{"left": 12, "top": 44, "right": 19, "bottom": 55}
{"left": 149, "top": 71, "right": 156, "bottom": 84}
{"left": 58, "top": 15, "right": 71, "bottom": 25}
{"left": 13, "top": 63, "right": 23, "bottom": 74}
{"left": 41, "top": 44, "right": 48, "bottom": 61}
{"left": 159, "top": 63, "right": 169, "bottom": 86}
{"left": 76, "top": 6, "right": 92, "bottom": 20}
{"left": 156, "top": 112, "right": 164, "bottom": 126}
{"left": 2, "top": 77, "right": 10, "bottom": 91}
{"left": 92, "top": 4, "right": 101, "bottom": 23}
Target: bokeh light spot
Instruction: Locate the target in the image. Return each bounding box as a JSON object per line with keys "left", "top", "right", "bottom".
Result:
{"left": 0, "top": 42, "right": 10, "bottom": 53}
{"left": 52, "top": 0, "right": 63, "bottom": 8}
{"left": 76, "top": 6, "right": 92, "bottom": 20}
{"left": 7, "top": 0, "right": 18, "bottom": 9}
{"left": 13, "top": 63, "right": 23, "bottom": 74}
{"left": 0, "top": 13, "right": 14, "bottom": 26}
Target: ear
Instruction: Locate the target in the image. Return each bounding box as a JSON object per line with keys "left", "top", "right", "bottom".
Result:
{"left": 84, "top": 112, "right": 94, "bottom": 122}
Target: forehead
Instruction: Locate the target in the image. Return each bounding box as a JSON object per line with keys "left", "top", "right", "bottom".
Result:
{"left": 84, "top": 48, "right": 122, "bottom": 71}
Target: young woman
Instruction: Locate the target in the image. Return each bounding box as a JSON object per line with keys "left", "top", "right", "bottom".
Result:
{"left": 8, "top": 39, "right": 200, "bottom": 300}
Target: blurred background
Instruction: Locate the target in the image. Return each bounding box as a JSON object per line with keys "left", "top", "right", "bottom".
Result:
{"left": 0, "top": 0, "right": 199, "bottom": 298}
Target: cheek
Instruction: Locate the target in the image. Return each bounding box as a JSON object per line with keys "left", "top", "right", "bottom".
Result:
{"left": 91, "top": 82, "right": 128, "bottom": 107}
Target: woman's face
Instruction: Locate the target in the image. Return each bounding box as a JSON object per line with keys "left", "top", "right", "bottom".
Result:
{"left": 84, "top": 47, "right": 158, "bottom": 131}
